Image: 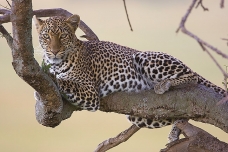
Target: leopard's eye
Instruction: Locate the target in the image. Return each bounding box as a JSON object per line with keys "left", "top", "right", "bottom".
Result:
{"left": 42, "top": 34, "right": 50, "bottom": 39}
{"left": 60, "top": 34, "right": 67, "bottom": 39}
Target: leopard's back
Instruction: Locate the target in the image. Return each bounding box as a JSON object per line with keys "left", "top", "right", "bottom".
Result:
{"left": 81, "top": 41, "right": 151, "bottom": 97}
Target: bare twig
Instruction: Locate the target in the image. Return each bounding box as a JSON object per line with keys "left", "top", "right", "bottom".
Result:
{"left": 224, "top": 66, "right": 228, "bottom": 92}
{"left": 218, "top": 66, "right": 228, "bottom": 104}
{"left": 221, "top": 0, "right": 225, "bottom": 8}
{"left": 222, "top": 38, "right": 228, "bottom": 41}
{"left": 177, "top": 0, "right": 228, "bottom": 58}
{"left": 221, "top": 38, "right": 228, "bottom": 46}
{"left": 123, "top": 0, "right": 133, "bottom": 31}
{"left": 6, "top": 0, "right": 11, "bottom": 8}
{"left": 94, "top": 125, "right": 140, "bottom": 152}
{"left": 0, "top": 4, "right": 10, "bottom": 10}
{"left": 198, "top": 41, "right": 228, "bottom": 103}
{"left": 198, "top": 42, "right": 228, "bottom": 78}
{"left": 0, "top": 25, "right": 13, "bottom": 49}
{"left": 176, "top": 0, "right": 196, "bottom": 33}
{"left": 195, "top": 0, "right": 209, "bottom": 11}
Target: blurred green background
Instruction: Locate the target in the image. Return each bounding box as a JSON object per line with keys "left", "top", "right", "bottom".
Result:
{"left": 0, "top": 0, "right": 228, "bottom": 151}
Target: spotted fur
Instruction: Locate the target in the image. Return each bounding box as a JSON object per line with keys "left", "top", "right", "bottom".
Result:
{"left": 34, "top": 15, "right": 226, "bottom": 142}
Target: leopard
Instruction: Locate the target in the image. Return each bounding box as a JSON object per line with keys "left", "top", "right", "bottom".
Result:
{"left": 33, "top": 14, "right": 226, "bottom": 143}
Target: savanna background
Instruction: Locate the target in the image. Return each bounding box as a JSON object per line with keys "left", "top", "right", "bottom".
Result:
{"left": 0, "top": 0, "right": 228, "bottom": 151}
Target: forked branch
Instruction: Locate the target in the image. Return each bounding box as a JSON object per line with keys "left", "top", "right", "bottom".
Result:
{"left": 0, "top": 8, "right": 99, "bottom": 41}
{"left": 176, "top": 0, "right": 228, "bottom": 59}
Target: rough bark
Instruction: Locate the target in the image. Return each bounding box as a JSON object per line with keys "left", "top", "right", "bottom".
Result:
{"left": 161, "top": 120, "right": 228, "bottom": 152}
{"left": 9, "top": 0, "right": 63, "bottom": 127}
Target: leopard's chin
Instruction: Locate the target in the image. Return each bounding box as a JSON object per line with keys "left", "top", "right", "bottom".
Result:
{"left": 52, "top": 58, "right": 62, "bottom": 64}
{"left": 46, "top": 55, "right": 62, "bottom": 64}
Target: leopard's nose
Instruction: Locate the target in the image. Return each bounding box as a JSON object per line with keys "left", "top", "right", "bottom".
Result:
{"left": 51, "top": 49, "right": 59, "bottom": 55}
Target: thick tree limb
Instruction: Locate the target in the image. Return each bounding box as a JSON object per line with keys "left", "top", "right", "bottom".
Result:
{"left": 161, "top": 120, "right": 228, "bottom": 152}
{"left": 35, "top": 83, "right": 228, "bottom": 151}
{"left": 34, "top": 83, "right": 228, "bottom": 133}
{"left": 9, "top": 0, "right": 64, "bottom": 127}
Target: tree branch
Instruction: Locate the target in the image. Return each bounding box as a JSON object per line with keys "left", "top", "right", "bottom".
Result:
{"left": 123, "top": 0, "right": 133, "bottom": 31}
{"left": 195, "top": 0, "right": 209, "bottom": 11}
{"left": 9, "top": 0, "right": 64, "bottom": 127}
{"left": 94, "top": 125, "right": 140, "bottom": 152}
{"left": 161, "top": 120, "right": 228, "bottom": 152}
{"left": 0, "top": 24, "right": 13, "bottom": 49}
{"left": 35, "top": 83, "right": 228, "bottom": 133}
{"left": 176, "top": 0, "right": 228, "bottom": 59}
{"left": 221, "top": 0, "right": 225, "bottom": 8}
{"left": 0, "top": 8, "right": 99, "bottom": 41}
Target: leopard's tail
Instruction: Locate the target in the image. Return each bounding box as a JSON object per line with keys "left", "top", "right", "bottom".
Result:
{"left": 197, "top": 75, "right": 227, "bottom": 97}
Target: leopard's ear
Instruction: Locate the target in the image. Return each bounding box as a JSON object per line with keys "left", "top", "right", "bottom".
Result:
{"left": 33, "top": 15, "right": 44, "bottom": 32}
{"left": 66, "top": 14, "right": 80, "bottom": 32}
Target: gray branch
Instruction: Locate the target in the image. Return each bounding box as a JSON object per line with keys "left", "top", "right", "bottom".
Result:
{"left": 0, "top": 8, "right": 99, "bottom": 41}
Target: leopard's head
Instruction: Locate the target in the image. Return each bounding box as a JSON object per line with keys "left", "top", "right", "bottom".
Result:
{"left": 33, "top": 15, "right": 80, "bottom": 63}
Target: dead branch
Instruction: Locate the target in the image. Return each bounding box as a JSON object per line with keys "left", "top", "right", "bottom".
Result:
{"left": 176, "top": 0, "right": 228, "bottom": 59}
{"left": 0, "top": 8, "right": 99, "bottom": 41}
{"left": 34, "top": 82, "right": 228, "bottom": 134}
{"left": 123, "top": 0, "right": 133, "bottom": 31}
{"left": 221, "top": 0, "right": 225, "bottom": 8}
{"left": 198, "top": 41, "right": 228, "bottom": 80}
{"left": 0, "top": 9, "right": 11, "bottom": 23}
{"left": 94, "top": 125, "right": 140, "bottom": 152}
{"left": 0, "top": 25, "right": 13, "bottom": 49}
{"left": 6, "top": 0, "right": 11, "bottom": 8}
{"left": 161, "top": 120, "right": 228, "bottom": 152}
{"left": 195, "top": 0, "right": 209, "bottom": 11}
{"left": 0, "top": 4, "right": 10, "bottom": 10}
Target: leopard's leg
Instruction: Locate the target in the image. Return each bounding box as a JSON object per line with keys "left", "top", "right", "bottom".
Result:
{"left": 126, "top": 115, "right": 173, "bottom": 129}
{"left": 168, "top": 119, "right": 188, "bottom": 143}
{"left": 154, "top": 75, "right": 198, "bottom": 94}
{"left": 127, "top": 116, "right": 188, "bottom": 143}
{"left": 57, "top": 79, "right": 100, "bottom": 112}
